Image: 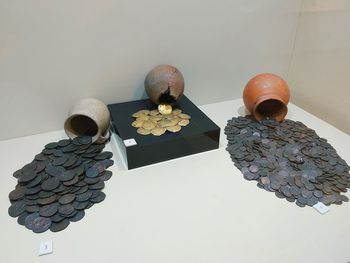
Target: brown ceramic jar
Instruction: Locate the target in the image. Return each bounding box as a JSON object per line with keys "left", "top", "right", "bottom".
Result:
{"left": 243, "top": 73, "right": 290, "bottom": 122}
{"left": 144, "top": 64, "right": 184, "bottom": 105}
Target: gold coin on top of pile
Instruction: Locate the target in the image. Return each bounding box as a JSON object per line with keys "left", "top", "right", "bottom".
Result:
{"left": 158, "top": 104, "right": 172, "bottom": 115}
{"left": 167, "top": 125, "right": 182, "bottom": 133}
{"left": 151, "top": 127, "right": 166, "bottom": 136}
{"left": 178, "top": 119, "right": 190, "bottom": 126}
{"left": 132, "top": 120, "right": 144, "bottom": 128}
{"left": 137, "top": 127, "right": 151, "bottom": 135}
{"left": 179, "top": 113, "right": 191, "bottom": 120}
{"left": 172, "top": 109, "right": 182, "bottom": 115}
{"left": 142, "top": 120, "right": 156, "bottom": 130}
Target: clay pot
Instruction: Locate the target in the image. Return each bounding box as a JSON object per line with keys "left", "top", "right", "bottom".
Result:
{"left": 144, "top": 64, "right": 184, "bottom": 105}
{"left": 64, "top": 98, "right": 110, "bottom": 144}
{"left": 243, "top": 73, "right": 290, "bottom": 122}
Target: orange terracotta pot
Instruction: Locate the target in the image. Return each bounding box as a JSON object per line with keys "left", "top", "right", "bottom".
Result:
{"left": 243, "top": 73, "right": 290, "bottom": 122}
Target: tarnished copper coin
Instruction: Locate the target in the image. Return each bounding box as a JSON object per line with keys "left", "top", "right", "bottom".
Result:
{"left": 32, "top": 216, "right": 52, "bottom": 233}
{"left": 8, "top": 135, "right": 114, "bottom": 233}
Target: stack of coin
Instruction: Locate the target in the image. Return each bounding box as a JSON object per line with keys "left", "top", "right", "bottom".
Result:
{"left": 8, "top": 136, "right": 114, "bottom": 233}
{"left": 131, "top": 108, "right": 191, "bottom": 136}
{"left": 225, "top": 116, "right": 350, "bottom": 207}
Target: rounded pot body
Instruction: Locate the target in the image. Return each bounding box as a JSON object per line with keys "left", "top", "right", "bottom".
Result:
{"left": 64, "top": 98, "right": 110, "bottom": 143}
{"left": 243, "top": 73, "right": 290, "bottom": 122}
{"left": 144, "top": 64, "right": 184, "bottom": 105}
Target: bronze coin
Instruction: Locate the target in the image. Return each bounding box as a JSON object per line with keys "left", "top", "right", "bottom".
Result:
{"left": 50, "top": 219, "right": 70, "bottom": 232}
{"left": 58, "top": 194, "right": 76, "bottom": 205}
{"left": 37, "top": 194, "right": 58, "bottom": 205}
{"left": 39, "top": 203, "right": 59, "bottom": 217}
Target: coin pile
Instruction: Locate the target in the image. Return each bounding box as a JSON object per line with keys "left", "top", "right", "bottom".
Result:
{"left": 8, "top": 136, "right": 114, "bottom": 233}
{"left": 131, "top": 108, "right": 191, "bottom": 136}
{"left": 225, "top": 116, "right": 350, "bottom": 207}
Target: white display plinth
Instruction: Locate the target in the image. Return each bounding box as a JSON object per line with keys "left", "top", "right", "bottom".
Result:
{"left": 0, "top": 99, "right": 349, "bottom": 263}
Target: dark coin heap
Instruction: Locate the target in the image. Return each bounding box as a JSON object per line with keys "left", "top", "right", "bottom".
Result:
{"left": 225, "top": 116, "right": 350, "bottom": 207}
{"left": 8, "top": 136, "right": 114, "bottom": 233}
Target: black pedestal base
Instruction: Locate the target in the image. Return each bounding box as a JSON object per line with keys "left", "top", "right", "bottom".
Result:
{"left": 108, "top": 95, "right": 220, "bottom": 169}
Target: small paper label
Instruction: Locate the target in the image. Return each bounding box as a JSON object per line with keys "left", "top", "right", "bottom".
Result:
{"left": 313, "top": 202, "right": 330, "bottom": 215}
{"left": 123, "top": 138, "right": 137, "bottom": 147}
{"left": 39, "top": 240, "right": 53, "bottom": 256}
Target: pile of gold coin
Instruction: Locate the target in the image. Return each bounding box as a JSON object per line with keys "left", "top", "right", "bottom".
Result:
{"left": 131, "top": 106, "right": 191, "bottom": 136}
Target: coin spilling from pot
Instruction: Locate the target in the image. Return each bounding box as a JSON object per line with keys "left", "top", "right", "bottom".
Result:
{"left": 243, "top": 73, "right": 290, "bottom": 122}
{"left": 132, "top": 64, "right": 190, "bottom": 136}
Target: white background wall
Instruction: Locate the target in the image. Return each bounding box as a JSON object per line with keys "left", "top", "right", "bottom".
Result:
{"left": 0, "top": 0, "right": 301, "bottom": 140}
{"left": 288, "top": 0, "right": 350, "bottom": 134}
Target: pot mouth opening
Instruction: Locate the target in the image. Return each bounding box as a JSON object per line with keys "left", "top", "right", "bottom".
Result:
{"left": 254, "top": 99, "right": 287, "bottom": 121}
{"left": 65, "top": 115, "right": 98, "bottom": 137}
{"left": 158, "top": 89, "right": 177, "bottom": 105}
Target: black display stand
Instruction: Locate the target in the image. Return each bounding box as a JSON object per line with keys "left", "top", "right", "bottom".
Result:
{"left": 108, "top": 95, "right": 220, "bottom": 169}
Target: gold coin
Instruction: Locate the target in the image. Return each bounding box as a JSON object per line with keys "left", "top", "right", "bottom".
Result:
{"left": 132, "top": 120, "right": 144, "bottom": 128}
{"left": 178, "top": 119, "right": 190, "bottom": 126}
{"left": 151, "top": 127, "right": 166, "bottom": 136}
{"left": 150, "top": 116, "right": 162, "bottom": 122}
{"left": 158, "top": 119, "right": 178, "bottom": 128}
{"left": 142, "top": 120, "right": 156, "bottom": 130}
{"left": 137, "top": 127, "right": 151, "bottom": 135}
{"left": 132, "top": 112, "right": 145, "bottom": 118}
{"left": 136, "top": 115, "right": 149, "bottom": 121}
{"left": 158, "top": 104, "right": 172, "bottom": 115}
{"left": 138, "top": 109, "right": 150, "bottom": 115}
{"left": 179, "top": 113, "right": 191, "bottom": 120}
{"left": 167, "top": 125, "right": 181, "bottom": 132}
{"left": 163, "top": 115, "right": 175, "bottom": 120}
{"left": 172, "top": 116, "right": 181, "bottom": 124}
{"left": 172, "top": 109, "right": 182, "bottom": 115}
{"left": 149, "top": 110, "right": 160, "bottom": 116}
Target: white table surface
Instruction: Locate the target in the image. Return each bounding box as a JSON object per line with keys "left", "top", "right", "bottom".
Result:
{"left": 0, "top": 99, "right": 349, "bottom": 263}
